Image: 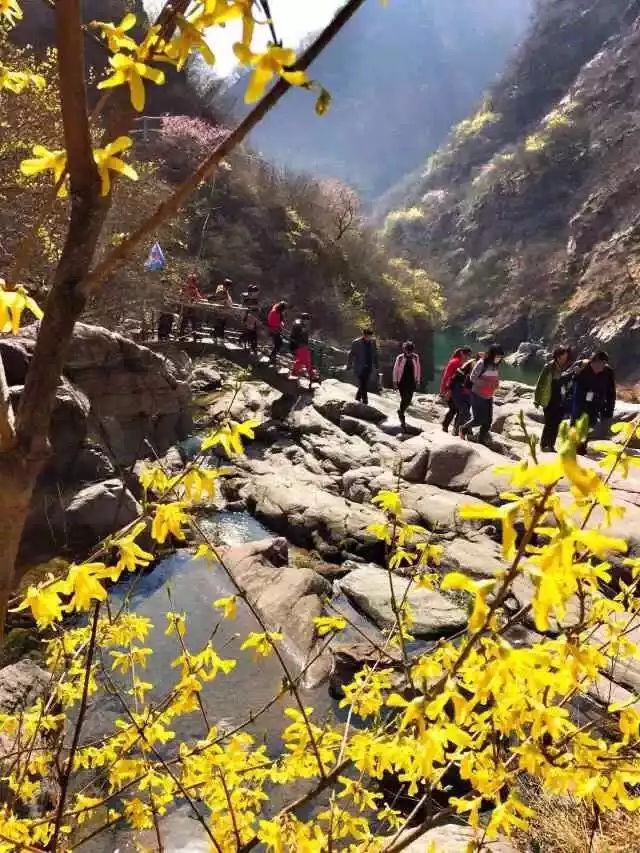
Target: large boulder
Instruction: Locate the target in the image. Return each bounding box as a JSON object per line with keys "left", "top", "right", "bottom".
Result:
{"left": 313, "top": 379, "right": 388, "bottom": 424}
{"left": 14, "top": 323, "right": 192, "bottom": 465}
{"left": 224, "top": 460, "right": 382, "bottom": 562}
{"left": 401, "top": 446, "right": 430, "bottom": 483}
{"left": 0, "top": 337, "right": 31, "bottom": 385}
{"left": 338, "top": 564, "right": 468, "bottom": 638}
{"left": 440, "top": 535, "right": 508, "bottom": 578}
{"left": 401, "top": 484, "right": 485, "bottom": 532}
{"left": 21, "top": 478, "right": 141, "bottom": 562}
{"left": 221, "top": 538, "right": 332, "bottom": 686}
{"left": 342, "top": 466, "right": 395, "bottom": 504}
{"left": 425, "top": 439, "right": 504, "bottom": 491}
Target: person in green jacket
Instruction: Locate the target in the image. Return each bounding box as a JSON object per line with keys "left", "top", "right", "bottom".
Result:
{"left": 534, "top": 345, "right": 571, "bottom": 452}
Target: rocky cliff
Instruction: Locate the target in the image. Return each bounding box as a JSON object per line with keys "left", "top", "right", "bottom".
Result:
{"left": 235, "top": 0, "right": 532, "bottom": 199}
{"left": 385, "top": 0, "right": 640, "bottom": 375}
{"left": 1, "top": 324, "right": 191, "bottom": 563}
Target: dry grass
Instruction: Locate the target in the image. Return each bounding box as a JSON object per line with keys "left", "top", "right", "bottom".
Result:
{"left": 517, "top": 784, "right": 640, "bottom": 852}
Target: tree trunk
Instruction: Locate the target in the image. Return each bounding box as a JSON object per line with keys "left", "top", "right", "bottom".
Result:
{"left": 0, "top": 0, "right": 108, "bottom": 636}
{"left": 0, "top": 452, "right": 40, "bottom": 635}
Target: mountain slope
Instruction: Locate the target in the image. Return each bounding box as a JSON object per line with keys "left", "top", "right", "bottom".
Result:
{"left": 385, "top": 0, "right": 640, "bottom": 370}
{"left": 230, "top": 0, "right": 532, "bottom": 199}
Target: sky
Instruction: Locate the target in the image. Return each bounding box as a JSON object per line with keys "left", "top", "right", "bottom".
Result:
{"left": 143, "top": 0, "right": 345, "bottom": 78}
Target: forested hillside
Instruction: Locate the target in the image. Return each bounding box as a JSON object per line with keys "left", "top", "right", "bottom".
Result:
{"left": 385, "top": 0, "right": 640, "bottom": 375}
{"left": 232, "top": 0, "right": 532, "bottom": 199}
{"left": 3, "top": 4, "right": 442, "bottom": 347}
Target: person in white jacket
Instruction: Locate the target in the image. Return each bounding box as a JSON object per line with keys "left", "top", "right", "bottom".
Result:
{"left": 393, "top": 341, "right": 421, "bottom": 431}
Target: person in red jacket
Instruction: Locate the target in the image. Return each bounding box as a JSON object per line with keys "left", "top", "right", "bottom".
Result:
{"left": 440, "top": 346, "right": 472, "bottom": 433}
{"left": 267, "top": 300, "right": 287, "bottom": 365}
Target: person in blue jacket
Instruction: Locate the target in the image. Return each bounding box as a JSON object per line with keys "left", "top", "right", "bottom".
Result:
{"left": 568, "top": 350, "right": 616, "bottom": 452}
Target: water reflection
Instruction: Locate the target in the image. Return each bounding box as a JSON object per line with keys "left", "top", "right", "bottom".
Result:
{"left": 80, "top": 515, "right": 334, "bottom": 851}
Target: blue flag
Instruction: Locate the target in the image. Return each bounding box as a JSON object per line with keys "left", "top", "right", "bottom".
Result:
{"left": 145, "top": 241, "right": 166, "bottom": 271}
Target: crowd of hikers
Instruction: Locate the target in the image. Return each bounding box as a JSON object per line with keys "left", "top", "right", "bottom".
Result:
{"left": 166, "top": 273, "right": 617, "bottom": 450}
{"left": 439, "top": 344, "right": 616, "bottom": 452}
{"left": 164, "top": 275, "right": 320, "bottom": 387}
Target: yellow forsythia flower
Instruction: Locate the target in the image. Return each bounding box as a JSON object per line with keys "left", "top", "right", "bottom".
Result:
{"left": 90, "top": 13, "right": 138, "bottom": 53}
{"left": 313, "top": 615, "right": 347, "bottom": 636}
{"left": 213, "top": 596, "right": 237, "bottom": 621}
{"left": 0, "top": 0, "right": 22, "bottom": 26}
{"left": 0, "top": 279, "right": 43, "bottom": 334}
{"left": 165, "top": 14, "right": 216, "bottom": 70}
{"left": 233, "top": 43, "right": 308, "bottom": 103}
{"left": 240, "top": 631, "right": 283, "bottom": 660}
{"left": 20, "top": 145, "right": 68, "bottom": 196}
{"left": 98, "top": 53, "right": 165, "bottom": 112}
{"left": 92, "top": 137, "right": 138, "bottom": 196}
{"left": 151, "top": 503, "right": 190, "bottom": 543}
{"left": 0, "top": 64, "right": 44, "bottom": 93}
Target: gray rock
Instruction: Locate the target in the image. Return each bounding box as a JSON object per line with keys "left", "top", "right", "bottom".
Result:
{"left": 397, "top": 824, "right": 517, "bottom": 853}
{"left": 338, "top": 564, "right": 468, "bottom": 637}
{"left": 230, "top": 462, "right": 383, "bottom": 561}
{"left": 0, "top": 659, "right": 50, "bottom": 713}
{"left": 440, "top": 536, "right": 507, "bottom": 578}
{"left": 313, "top": 380, "right": 387, "bottom": 424}
{"left": 67, "top": 446, "right": 115, "bottom": 483}
{"left": 16, "top": 322, "right": 193, "bottom": 466}
{"left": 190, "top": 365, "right": 222, "bottom": 390}
{"left": 221, "top": 538, "right": 332, "bottom": 686}
{"left": 401, "top": 484, "right": 485, "bottom": 532}
{"left": 401, "top": 446, "right": 430, "bottom": 483}
{"left": 342, "top": 466, "right": 394, "bottom": 503}
{"left": 425, "top": 440, "right": 502, "bottom": 491}
{"left": 21, "top": 478, "right": 141, "bottom": 561}
{"left": 0, "top": 337, "right": 30, "bottom": 385}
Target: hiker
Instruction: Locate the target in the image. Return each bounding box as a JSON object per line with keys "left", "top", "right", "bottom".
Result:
{"left": 214, "top": 278, "right": 233, "bottom": 306}
{"left": 393, "top": 341, "right": 421, "bottom": 431}
{"left": 440, "top": 346, "right": 473, "bottom": 433}
{"left": 243, "top": 285, "right": 260, "bottom": 311}
{"left": 179, "top": 272, "right": 203, "bottom": 337}
{"left": 461, "top": 344, "right": 504, "bottom": 441}
{"left": 243, "top": 307, "right": 259, "bottom": 355}
{"left": 448, "top": 355, "right": 475, "bottom": 436}
{"left": 212, "top": 278, "right": 232, "bottom": 341}
{"left": 569, "top": 350, "right": 616, "bottom": 452}
{"left": 347, "top": 328, "right": 378, "bottom": 405}
{"left": 157, "top": 312, "right": 174, "bottom": 340}
{"left": 534, "top": 345, "right": 572, "bottom": 452}
{"left": 290, "top": 313, "right": 314, "bottom": 387}
{"left": 267, "top": 300, "right": 287, "bottom": 365}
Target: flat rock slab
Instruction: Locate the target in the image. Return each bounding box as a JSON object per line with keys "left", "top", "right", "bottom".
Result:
{"left": 401, "top": 484, "right": 486, "bottom": 532}
{"left": 338, "top": 564, "right": 468, "bottom": 638}
{"left": 425, "top": 439, "right": 505, "bottom": 491}
{"left": 440, "top": 536, "right": 507, "bottom": 578}
{"left": 398, "top": 824, "right": 517, "bottom": 852}
{"left": 221, "top": 538, "right": 333, "bottom": 686}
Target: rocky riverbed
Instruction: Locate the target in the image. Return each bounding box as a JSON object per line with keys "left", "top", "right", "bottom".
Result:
{"left": 178, "top": 360, "right": 640, "bottom": 707}
{"left": 4, "top": 334, "right": 640, "bottom": 851}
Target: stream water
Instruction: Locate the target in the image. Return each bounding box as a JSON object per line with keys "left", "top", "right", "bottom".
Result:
{"left": 82, "top": 512, "right": 335, "bottom": 851}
